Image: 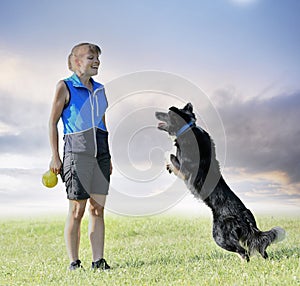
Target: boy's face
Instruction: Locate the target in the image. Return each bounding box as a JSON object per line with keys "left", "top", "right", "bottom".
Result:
{"left": 75, "top": 45, "right": 100, "bottom": 76}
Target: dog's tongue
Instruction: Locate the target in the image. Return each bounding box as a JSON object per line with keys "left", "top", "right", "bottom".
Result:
{"left": 158, "top": 122, "right": 168, "bottom": 130}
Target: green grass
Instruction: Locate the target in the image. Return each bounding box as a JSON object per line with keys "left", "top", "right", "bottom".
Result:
{"left": 0, "top": 215, "right": 299, "bottom": 285}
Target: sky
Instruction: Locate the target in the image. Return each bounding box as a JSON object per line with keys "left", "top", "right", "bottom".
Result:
{"left": 0, "top": 0, "right": 299, "bottom": 218}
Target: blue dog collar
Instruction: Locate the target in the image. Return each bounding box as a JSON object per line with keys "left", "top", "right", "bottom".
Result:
{"left": 176, "top": 121, "right": 195, "bottom": 137}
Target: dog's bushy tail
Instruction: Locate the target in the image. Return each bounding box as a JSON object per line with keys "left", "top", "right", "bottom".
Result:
{"left": 248, "top": 227, "right": 286, "bottom": 258}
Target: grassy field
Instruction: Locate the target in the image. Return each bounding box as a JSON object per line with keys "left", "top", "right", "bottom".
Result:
{"left": 0, "top": 215, "right": 299, "bottom": 285}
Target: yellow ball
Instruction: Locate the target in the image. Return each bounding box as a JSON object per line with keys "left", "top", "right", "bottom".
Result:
{"left": 42, "top": 170, "right": 58, "bottom": 188}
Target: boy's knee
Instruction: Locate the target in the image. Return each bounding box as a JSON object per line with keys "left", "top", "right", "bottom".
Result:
{"left": 89, "top": 204, "right": 104, "bottom": 217}
{"left": 69, "top": 202, "right": 86, "bottom": 220}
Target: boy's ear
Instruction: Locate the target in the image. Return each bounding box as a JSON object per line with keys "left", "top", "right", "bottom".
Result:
{"left": 74, "top": 57, "right": 81, "bottom": 67}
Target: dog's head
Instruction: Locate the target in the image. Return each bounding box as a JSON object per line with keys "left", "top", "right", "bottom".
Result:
{"left": 155, "top": 103, "right": 196, "bottom": 136}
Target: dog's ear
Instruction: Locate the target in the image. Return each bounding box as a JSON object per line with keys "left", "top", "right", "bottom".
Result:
{"left": 169, "top": 106, "right": 179, "bottom": 113}
{"left": 183, "top": 103, "right": 193, "bottom": 113}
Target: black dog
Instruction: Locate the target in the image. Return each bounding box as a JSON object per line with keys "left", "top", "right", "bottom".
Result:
{"left": 155, "top": 103, "right": 285, "bottom": 261}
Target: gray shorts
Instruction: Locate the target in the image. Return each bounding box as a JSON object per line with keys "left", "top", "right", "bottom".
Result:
{"left": 62, "top": 152, "right": 111, "bottom": 200}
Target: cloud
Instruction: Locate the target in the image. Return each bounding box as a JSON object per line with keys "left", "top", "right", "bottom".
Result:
{"left": 0, "top": 126, "right": 49, "bottom": 155}
{"left": 0, "top": 50, "right": 66, "bottom": 156}
{"left": 0, "top": 167, "right": 67, "bottom": 217}
{"left": 213, "top": 89, "right": 300, "bottom": 186}
{"left": 0, "top": 89, "right": 50, "bottom": 154}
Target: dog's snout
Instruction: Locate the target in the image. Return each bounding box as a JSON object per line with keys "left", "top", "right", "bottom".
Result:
{"left": 155, "top": 111, "right": 168, "bottom": 121}
{"left": 155, "top": 111, "right": 164, "bottom": 119}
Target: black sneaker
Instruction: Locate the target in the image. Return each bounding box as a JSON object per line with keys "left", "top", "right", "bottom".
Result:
{"left": 91, "top": 258, "right": 110, "bottom": 270}
{"left": 69, "top": 259, "right": 82, "bottom": 270}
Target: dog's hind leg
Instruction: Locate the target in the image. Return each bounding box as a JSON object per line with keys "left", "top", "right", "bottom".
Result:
{"left": 258, "top": 243, "right": 269, "bottom": 259}
{"left": 218, "top": 239, "right": 250, "bottom": 262}
{"left": 222, "top": 240, "right": 250, "bottom": 262}
{"left": 236, "top": 246, "right": 250, "bottom": 262}
{"left": 213, "top": 225, "right": 250, "bottom": 262}
{"left": 261, "top": 250, "right": 268, "bottom": 259}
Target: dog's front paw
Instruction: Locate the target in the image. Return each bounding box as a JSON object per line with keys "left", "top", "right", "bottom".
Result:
{"left": 170, "top": 154, "right": 180, "bottom": 170}
{"left": 166, "top": 164, "right": 173, "bottom": 174}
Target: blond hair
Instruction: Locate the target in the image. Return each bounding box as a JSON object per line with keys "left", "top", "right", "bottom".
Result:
{"left": 68, "top": 43, "right": 101, "bottom": 72}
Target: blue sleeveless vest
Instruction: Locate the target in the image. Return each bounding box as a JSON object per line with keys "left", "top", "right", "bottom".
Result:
{"left": 61, "top": 73, "right": 109, "bottom": 157}
{"left": 62, "top": 73, "right": 107, "bottom": 134}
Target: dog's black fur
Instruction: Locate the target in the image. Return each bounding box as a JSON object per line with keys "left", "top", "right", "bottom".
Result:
{"left": 156, "top": 103, "right": 285, "bottom": 261}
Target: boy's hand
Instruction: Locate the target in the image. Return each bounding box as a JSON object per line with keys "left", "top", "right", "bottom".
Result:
{"left": 50, "top": 156, "right": 62, "bottom": 175}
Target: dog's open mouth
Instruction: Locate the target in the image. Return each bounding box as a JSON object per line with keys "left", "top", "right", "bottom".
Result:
{"left": 155, "top": 111, "right": 169, "bottom": 131}
{"left": 157, "top": 122, "right": 168, "bottom": 130}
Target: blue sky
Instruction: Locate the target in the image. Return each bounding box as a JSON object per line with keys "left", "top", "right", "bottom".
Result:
{"left": 0, "top": 0, "right": 299, "bottom": 217}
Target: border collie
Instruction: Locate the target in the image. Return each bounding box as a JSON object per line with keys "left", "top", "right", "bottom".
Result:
{"left": 155, "top": 103, "right": 285, "bottom": 261}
